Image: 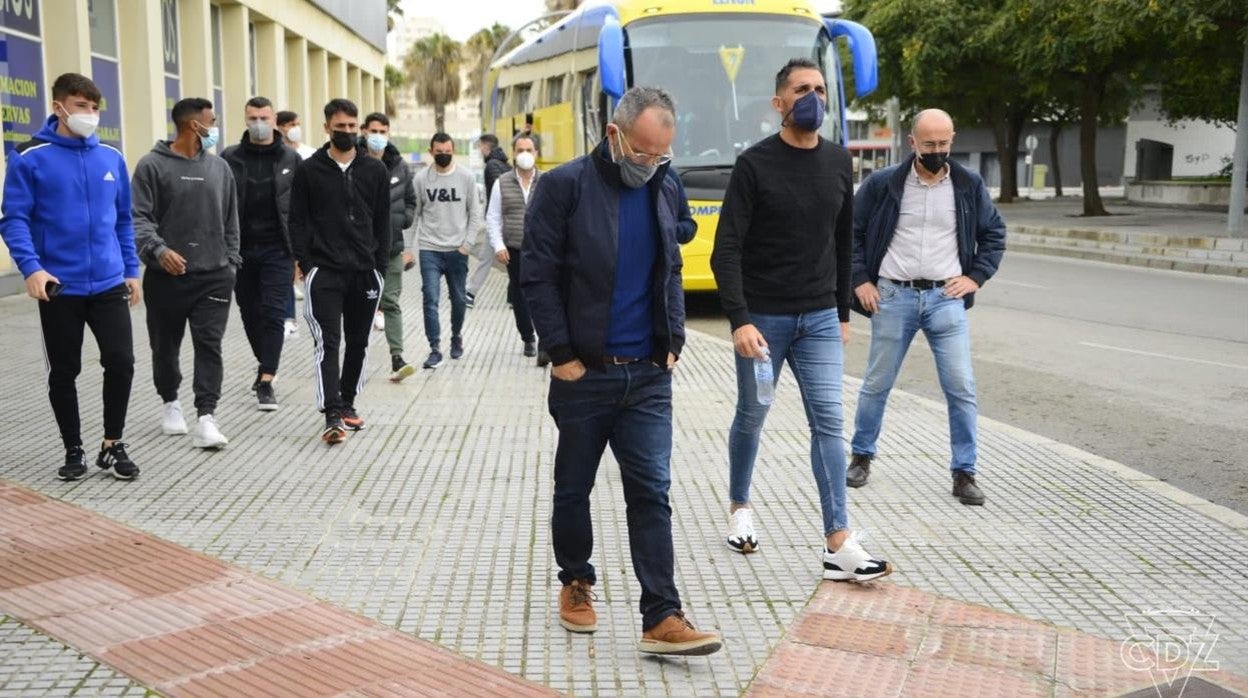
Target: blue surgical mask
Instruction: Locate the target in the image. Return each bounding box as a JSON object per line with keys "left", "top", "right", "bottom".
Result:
{"left": 197, "top": 124, "right": 220, "bottom": 150}
{"left": 787, "top": 91, "right": 825, "bottom": 133}
{"left": 367, "top": 133, "right": 389, "bottom": 152}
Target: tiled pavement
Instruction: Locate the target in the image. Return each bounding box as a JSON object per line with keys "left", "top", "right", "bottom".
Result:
{"left": 1, "top": 271, "right": 1246, "bottom": 696}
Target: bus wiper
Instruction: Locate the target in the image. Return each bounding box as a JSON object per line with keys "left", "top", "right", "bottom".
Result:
{"left": 677, "top": 164, "right": 734, "bottom": 174}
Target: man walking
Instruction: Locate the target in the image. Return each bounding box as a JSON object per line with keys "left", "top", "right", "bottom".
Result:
{"left": 361, "top": 112, "right": 418, "bottom": 382}
{"left": 276, "top": 110, "right": 319, "bottom": 160}
{"left": 413, "top": 133, "right": 482, "bottom": 369}
{"left": 710, "top": 58, "right": 892, "bottom": 582}
{"left": 133, "top": 97, "right": 239, "bottom": 450}
{"left": 486, "top": 134, "right": 543, "bottom": 363}
{"left": 848, "top": 108, "right": 1006, "bottom": 505}
{"left": 289, "top": 98, "right": 391, "bottom": 444}
{"left": 222, "top": 96, "right": 301, "bottom": 411}
{"left": 1, "top": 72, "right": 141, "bottom": 480}
{"left": 465, "top": 134, "right": 510, "bottom": 308}
{"left": 523, "top": 86, "right": 721, "bottom": 657}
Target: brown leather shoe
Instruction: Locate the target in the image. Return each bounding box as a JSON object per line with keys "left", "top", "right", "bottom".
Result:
{"left": 952, "top": 471, "right": 985, "bottom": 505}
{"left": 558, "top": 580, "right": 597, "bottom": 633}
{"left": 638, "top": 612, "right": 722, "bottom": 656}
{"left": 846, "top": 453, "right": 872, "bottom": 488}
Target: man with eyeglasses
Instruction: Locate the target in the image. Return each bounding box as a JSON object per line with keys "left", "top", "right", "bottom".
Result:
{"left": 711, "top": 58, "right": 892, "bottom": 583}
{"left": 847, "top": 108, "right": 1006, "bottom": 505}
{"left": 523, "top": 86, "right": 722, "bottom": 657}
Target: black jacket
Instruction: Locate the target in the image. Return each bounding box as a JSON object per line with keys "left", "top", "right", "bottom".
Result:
{"left": 379, "top": 144, "right": 417, "bottom": 257}
{"left": 289, "top": 144, "right": 392, "bottom": 274}
{"left": 483, "top": 147, "right": 510, "bottom": 205}
{"left": 221, "top": 133, "right": 302, "bottom": 255}
{"left": 852, "top": 155, "right": 1006, "bottom": 315}
{"left": 521, "top": 139, "right": 685, "bottom": 371}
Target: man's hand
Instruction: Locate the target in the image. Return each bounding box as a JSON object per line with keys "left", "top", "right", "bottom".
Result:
{"left": 495, "top": 249, "right": 510, "bottom": 265}
{"left": 855, "top": 282, "right": 880, "bottom": 313}
{"left": 841, "top": 322, "right": 850, "bottom": 346}
{"left": 733, "top": 324, "right": 768, "bottom": 359}
{"left": 25, "top": 270, "right": 59, "bottom": 301}
{"left": 124, "top": 278, "right": 142, "bottom": 307}
{"left": 943, "top": 276, "right": 980, "bottom": 299}
{"left": 457, "top": 245, "right": 472, "bottom": 256}
{"left": 552, "top": 358, "right": 587, "bottom": 382}
{"left": 159, "top": 249, "right": 187, "bottom": 276}
{"left": 667, "top": 352, "right": 677, "bottom": 370}
{"left": 401, "top": 251, "right": 415, "bottom": 270}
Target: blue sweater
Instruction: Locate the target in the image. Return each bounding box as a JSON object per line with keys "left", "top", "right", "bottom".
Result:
{"left": 1, "top": 115, "right": 138, "bottom": 296}
{"left": 606, "top": 185, "right": 657, "bottom": 358}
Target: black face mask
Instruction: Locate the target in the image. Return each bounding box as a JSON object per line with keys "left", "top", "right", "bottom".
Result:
{"left": 434, "top": 153, "right": 453, "bottom": 168}
{"left": 330, "top": 130, "right": 356, "bottom": 152}
{"left": 918, "top": 151, "right": 950, "bottom": 174}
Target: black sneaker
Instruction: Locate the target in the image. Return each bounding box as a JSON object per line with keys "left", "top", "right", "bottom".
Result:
{"left": 523, "top": 340, "right": 537, "bottom": 358}
{"left": 96, "top": 442, "right": 139, "bottom": 480}
{"left": 537, "top": 352, "right": 551, "bottom": 368}
{"left": 389, "top": 354, "right": 415, "bottom": 382}
{"left": 450, "top": 336, "right": 464, "bottom": 360}
{"left": 953, "top": 471, "right": 985, "bottom": 505}
{"left": 465, "top": 292, "right": 475, "bottom": 309}
{"left": 322, "top": 413, "right": 347, "bottom": 445}
{"left": 423, "top": 350, "right": 444, "bottom": 369}
{"left": 847, "top": 454, "right": 872, "bottom": 488}
{"left": 256, "top": 381, "right": 278, "bottom": 411}
{"left": 341, "top": 406, "right": 365, "bottom": 431}
{"left": 58, "top": 446, "right": 88, "bottom": 481}
{"left": 251, "top": 369, "right": 262, "bottom": 392}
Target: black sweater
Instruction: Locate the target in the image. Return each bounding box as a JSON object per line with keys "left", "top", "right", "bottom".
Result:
{"left": 289, "top": 145, "right": 391, "bottom": 274}
{"left": 710, "top": 134, "right": 854, "bottom": 329}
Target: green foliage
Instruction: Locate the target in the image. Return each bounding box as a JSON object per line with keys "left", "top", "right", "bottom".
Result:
{"left": 464, "top": 23, "right": 514, "bottom": 99}
{"left": 404, "top": 34, "right": 464, "bottom": 133}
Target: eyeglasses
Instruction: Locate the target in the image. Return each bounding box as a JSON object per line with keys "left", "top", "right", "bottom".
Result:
{"left": 614, "top": 126, "right": 672, "bottom": 167}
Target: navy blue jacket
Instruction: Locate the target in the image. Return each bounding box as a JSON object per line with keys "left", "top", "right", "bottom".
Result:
{"left": 1, "top": 115, "right": 138, "bottom": 296}
{"left": 521, "top": 139, "right": 686, "bottom": 371}
{"left": 667, "top": 169, "right": 697, "bottom": 244}
{"left": 852, "top": 155, "right": 1006, "bottom": 316}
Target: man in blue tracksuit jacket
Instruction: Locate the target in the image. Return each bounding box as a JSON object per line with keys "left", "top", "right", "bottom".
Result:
{"left": 0, "top": 73, "right": 142, "bottom": 482}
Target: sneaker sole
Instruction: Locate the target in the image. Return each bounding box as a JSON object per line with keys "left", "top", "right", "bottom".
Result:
{"left": 846, "top": 479, "right": 869, "bottom": 488}
{"left": 726, "top": 539, "right": 758, "bottom": 554}
{"left": 451, "top": 353, "right": 463, "bottom": 360}
{"left": 558, "top": 618, "right": 598, "bottom": 634}
{"left": 390, "top": 365, "right": 416, "bottom": 382}
{"left": 951, "top": 489, "right": 986, "bottom": 505}
{"left": 162, "top": 425, "right": 189, "bottom": 435}
{"left": 637, "top": 638, "right": 723, "bottom": 656}
{"left": 57, "top": 471, "right": 86, "bottom": 482}
{"left": 257, "top": 403, "right": 279, "bottom": 412}
{"left": 343, "top": 423, "right": 365, "bottom": 432}
{"left": 823, "top": 561, "right": 895, "bottom": 583}
{"left": 192, "top": 438, "right": 229, "bottom": 449}
{"left": 423, "top": 362, "right": 443, "bottom": 370}
{"left": 322, "top": 430, "right": 346, "bottom": 445}
{"left": 110, "top": 470, "right": 138, "bottom": 481}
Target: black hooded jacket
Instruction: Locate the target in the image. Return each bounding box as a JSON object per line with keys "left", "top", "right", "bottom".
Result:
{"left": 288, "top": 144, "right": 391, "bottom": 274}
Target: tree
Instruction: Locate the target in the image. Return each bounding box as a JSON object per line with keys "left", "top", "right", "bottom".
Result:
{"left": 843, "top": 0, "right": 1035, "bottom": 202}
{"left": 464, "top": 23, "right": 513, "bottom": 99}
{"left": 384, "top": 64, "right": 406, "bottom": 117}
{"left": 386, "top": 0, "right": 403, "bottom": 33}
{"left": 545, "top": 0, "right": 582, "bottom": 11}
{"left": 404, "top": 34, "right": 463, "bottom": 134}
{"left": 1156, "top": 2, "right": 1248, "bottom": 128}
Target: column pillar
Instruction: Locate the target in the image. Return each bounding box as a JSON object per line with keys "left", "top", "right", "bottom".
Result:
{"left": 219, "top": 5, "right": 251, "bottom": 126}
{"left": 285, "top": 35, "right": 309, "bottom": 124}
{"left": 117, "top": 0, "right": 166, "bottom": 166}
{"left": 177, "top": 0, "right": 214, "bottom": 99}
{"left": 254, "top": 20, "right": 287, "bottom": 105}
{"left": 42, "top": 0, "right": 91, "bottom": 80}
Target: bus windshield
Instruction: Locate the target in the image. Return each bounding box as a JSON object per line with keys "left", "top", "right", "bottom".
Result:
{"left": 627, "top": 15, "right": 840, "bottom": 169}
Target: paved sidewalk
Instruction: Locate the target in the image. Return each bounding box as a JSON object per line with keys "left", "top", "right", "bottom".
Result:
{"left": 1, "top": 272, "right": 1247, "bottom": 695}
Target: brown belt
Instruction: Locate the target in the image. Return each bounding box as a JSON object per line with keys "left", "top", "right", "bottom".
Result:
{"left": 603, "top": 355, "right": 644, "bottom": 365}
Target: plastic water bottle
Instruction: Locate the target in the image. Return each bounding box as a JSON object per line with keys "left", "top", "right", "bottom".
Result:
{"left": 754, "top": 348, "right": 775, "bottom": 405}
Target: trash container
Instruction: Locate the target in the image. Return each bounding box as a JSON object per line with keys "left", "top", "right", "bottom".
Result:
{"left": 1032, "top": 164, "right": 1048, "bottom": 190}
{"left": 1135, "top": 139, "right": 1173, "bottom": 181}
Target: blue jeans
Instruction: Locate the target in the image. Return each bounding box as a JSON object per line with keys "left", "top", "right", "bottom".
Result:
{"left": 851, "top": 278, "right": 978, "bottom": 473}
{"left": 728, "top": 308, "right": 849, "bottom": 536}
{"left": 419, "top": 250, "right": 468, "bottom": 349}
{"left": 548, "top": 362, "right": 681, "bottom": 631}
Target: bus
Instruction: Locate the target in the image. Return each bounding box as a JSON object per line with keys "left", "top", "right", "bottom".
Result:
{"left": 485, "top": 0, "right": 878, "bottom": 291}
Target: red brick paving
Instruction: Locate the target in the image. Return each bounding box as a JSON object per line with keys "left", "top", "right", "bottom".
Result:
{"left": 748, "top": 580, "right": 1248, "bottom": 697}
{"left": 0, "top": 479, "right": 556, "bottom": 697}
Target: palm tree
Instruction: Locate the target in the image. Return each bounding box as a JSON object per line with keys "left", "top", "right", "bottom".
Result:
{"left": 404, "top": 33, "right": 463, "bottom": 134}
{"left": 464, "top": 23, "right": 513, "bottom": 99}
{"left": 545, "top": 0, "right": 582, "bottom": 11}
{"left": 386, "top": 0, "right": 403, "bottom": 32}
{"left": 384, "top": 64, "right": 406, "bottom": 117}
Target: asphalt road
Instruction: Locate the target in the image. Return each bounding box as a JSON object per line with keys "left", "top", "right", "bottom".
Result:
{"left": 685, "top": 253, "right": 1248, "bottom": 514}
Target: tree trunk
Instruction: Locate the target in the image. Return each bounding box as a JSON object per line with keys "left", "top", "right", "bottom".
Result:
{"left": 1004, "top": 110, "right": 1028, "bottom": 201}
{"left": 435, "top": 104, "right": 446, "bottom": 134}
{"left": 1049, "top": 122, "right": 1063, "bottom": 197}
{"left": 989, "top": 104, "right": 1014, "bottom": 203}
{"left": 1079, "top": 75, "right": 1109, "bottom": 216}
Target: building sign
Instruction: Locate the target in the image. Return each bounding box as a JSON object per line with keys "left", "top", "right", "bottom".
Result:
{"left": 0, "top": 0, "right": 40, "bottom": 37}
{"left": 91, "top": 56, "right": 121, "bottom": 150}
{"left": 0, "top": 33, "right": 46, "bottom": 154}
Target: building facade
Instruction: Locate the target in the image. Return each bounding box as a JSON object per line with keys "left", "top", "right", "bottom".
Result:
{"left": 0, "top": 0, "right": 387, "bottom": 291}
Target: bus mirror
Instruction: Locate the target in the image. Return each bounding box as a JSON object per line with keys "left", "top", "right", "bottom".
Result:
{"left": 825, "top": 19, "right": 878, "bottom": 98}
{"left": 599, "top": 16, "right": 626, "bottom": 99}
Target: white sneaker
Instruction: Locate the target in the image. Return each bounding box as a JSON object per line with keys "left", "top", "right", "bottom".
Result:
{"left": 161, "top": 401, "right": 188, "bottom": 435}
{"left": 823, "top": 531, "right": 893, "bottom": 582}
{"left": 293, "top": 284, "right": 304, "bottom": 301}
{"left": 373, "top": 313, "right": 385, "bottom": 331}
{"left": 726, "top": 508, "right": 759, "bottom": 554}
{"left": 192, "top": 414, "right": 230, "bottom": 449}
{"left": 284, "top": 318, "right": 299, "bottom": 338}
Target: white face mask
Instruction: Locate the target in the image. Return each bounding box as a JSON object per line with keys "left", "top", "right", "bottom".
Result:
{"left": 515, "top": 151, "right": 536, "bottom": 171}
{"left": 285, "top": 126, "right": 303, "bottom": 144}
{"left": 247, "top": 119, "right": 273, "bottom": 142}
{"left": 57, "top": 103, "right": 99, "bottom": 139}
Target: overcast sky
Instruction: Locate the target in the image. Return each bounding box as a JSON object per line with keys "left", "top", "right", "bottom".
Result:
{"left": 401, "top": 0, "right": 550, "bottom": 42}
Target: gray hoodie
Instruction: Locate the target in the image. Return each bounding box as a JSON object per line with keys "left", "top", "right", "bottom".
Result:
{"left": 413, "top": 163, "right": 483, "bottom": 252}
{"left": 132, "top": 140, "right": 241, "bottom": 273}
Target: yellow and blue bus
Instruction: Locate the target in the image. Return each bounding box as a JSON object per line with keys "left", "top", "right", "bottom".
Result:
{"left": 485, "top": 0, "right": 878, "bottom": 291}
